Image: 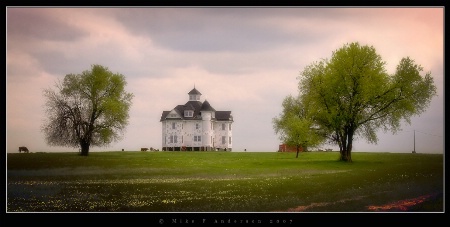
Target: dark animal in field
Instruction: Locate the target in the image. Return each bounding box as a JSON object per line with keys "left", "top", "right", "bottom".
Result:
{"left": 141, "top": 148, "right": 149, "bottom": 151}
{"left": 19, "top": 146, "right": 29, "bottom": 153}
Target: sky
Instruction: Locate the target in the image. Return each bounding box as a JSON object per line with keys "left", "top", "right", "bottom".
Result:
{"left": 6, "top": 7, "right": 444, "bottom": 154}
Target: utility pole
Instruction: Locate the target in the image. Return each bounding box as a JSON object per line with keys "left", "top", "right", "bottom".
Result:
{"left": 413, "top": 130, "right": 416, "bottom": 153}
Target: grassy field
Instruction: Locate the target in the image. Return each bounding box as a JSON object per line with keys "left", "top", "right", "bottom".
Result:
{"left": 6, "top": 151, "right": 444, "bottom": 212}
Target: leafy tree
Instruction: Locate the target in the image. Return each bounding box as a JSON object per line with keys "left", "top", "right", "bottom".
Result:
{"left": 296, "top": 42, "right": 436, "bottom": 162}
{"left": 42, "top": 64, "right": 134, "bottom": 156}
{"left": 273, "top": 95, "right": 326, "bottom": 158}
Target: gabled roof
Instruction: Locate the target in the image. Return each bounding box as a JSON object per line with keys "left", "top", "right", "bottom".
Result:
{"left": 184, "top": 103, "right": 195, "bottom": 110}
{"left": 184, "top": 101, "right": 202, "bottom": 117}
{"left": 160, "top": 101, "right": 203, "bottom": 121}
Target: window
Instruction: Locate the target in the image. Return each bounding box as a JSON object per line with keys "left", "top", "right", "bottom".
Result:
{"left": 184, "top": 111, "right": 193, "bottom": 117}
{"left": 196, "top": 123, "right": 200, "bottom": 129}
{"left": 174, "top": 135, "right": 178, "bottom": 143}
{"left": 190, "top": 95, "right": 200, "bottom": 101}
{"left": 172, "top": 122, "right": 176, "bottom": 129}
{"left": 222, "top": 136, "right": 226, "bottom": 144}
{"left": 169, "top": 135, "right": 173, "bottom": 143}
{"left": 229, "top": 124, "right": 231, "bottom": 130}
{"left": 194, "top": 135, "right": 201, "bottom": 142}
{"left": 229, "top": 137, "right": 232, "bottom": 144}
{"left": 222, "top": 124, "right": 225, "bottom": 130}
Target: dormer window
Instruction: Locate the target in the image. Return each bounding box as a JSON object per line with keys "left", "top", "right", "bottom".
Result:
{"left": 184, "top": 110, "right": 194, "bottom": 117}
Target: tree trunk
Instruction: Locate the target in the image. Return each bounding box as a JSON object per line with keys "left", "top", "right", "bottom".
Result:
{"left": 338, "top": 127, "right": 353, "bottom": 162}
{"left": 336, "top": 131, "right": 343, "bottom": 153}
{"left": 346, "top": 130, "right": 353, "bottom": 162}
{"left": 296, "top": 144, "right": 300, "bottom": 158}
{"left": 80, "top": 140, "right": 90, "bottom": 156}
{"left": 80, "top": 123, "right": 94, "bottom": 156}
{"left": 339, "top": 130, "right": 347, "bottom": 161}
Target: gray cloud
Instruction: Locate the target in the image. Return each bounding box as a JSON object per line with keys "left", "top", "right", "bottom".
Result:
{"left": 115, "top": 8, "right": 324, "bottom": 53}
{"left": 7, "top": 8, "right": 87, "bottom": 42}
{"left": 6, "top": 7, "right": 444, "bottom": 154}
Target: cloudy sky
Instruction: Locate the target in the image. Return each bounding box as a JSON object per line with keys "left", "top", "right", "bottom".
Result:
{"left": 6, "top": 7, "right": 444, "bottom": 154}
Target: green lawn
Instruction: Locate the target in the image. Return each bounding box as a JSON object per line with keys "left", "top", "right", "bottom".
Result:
{"left": 6, "top": 151, "right": 443, "bottom": 212}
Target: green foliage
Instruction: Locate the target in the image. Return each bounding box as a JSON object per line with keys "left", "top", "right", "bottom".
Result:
{"left": 272, "top": 95, "right": 326, "bottom": 154}
{"left": 42, "top": 65, "right": 134, "bottom": 156}
{"left": 288, "top": 42, "right": 437, "bottom": 162}
{"left": 7, "top": 152, "right": 443, "bottom": 212}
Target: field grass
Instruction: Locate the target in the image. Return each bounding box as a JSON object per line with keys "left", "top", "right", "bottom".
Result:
{"left": 6, "top": 151, "right": 444, "bottom": 212}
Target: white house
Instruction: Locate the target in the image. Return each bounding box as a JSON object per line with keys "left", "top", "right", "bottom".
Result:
{"left": 160, "top": 87, "right": 233, "bottom": 151}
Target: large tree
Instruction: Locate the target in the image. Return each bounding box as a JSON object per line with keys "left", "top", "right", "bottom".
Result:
{"left": 273, "top": 95, "right": 326, "bottom": 158}
{"left": 42, "top": 64, "right": 134, "bottom": 156}
{"left": 296, "top": 42, "right": 436, "bottom": 162}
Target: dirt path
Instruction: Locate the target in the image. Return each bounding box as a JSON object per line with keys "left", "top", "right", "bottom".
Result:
{"left": 366, "top": 192, "right": 442, "bottom": 212}
{"left": 275, "top": 192, "right": 442, "bottom": 212}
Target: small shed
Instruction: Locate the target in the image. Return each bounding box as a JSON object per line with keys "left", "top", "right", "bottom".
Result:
{"left": 278, "top": 144, "right": 302, "bottom": 152}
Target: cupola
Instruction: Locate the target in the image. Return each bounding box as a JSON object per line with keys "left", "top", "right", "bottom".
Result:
{"left": 188, "top": 87, "right": 202, "bottom": 101}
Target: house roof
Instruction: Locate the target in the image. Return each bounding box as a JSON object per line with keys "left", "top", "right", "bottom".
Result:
{"left": 160, "top": 111, "right": 170, "bottom": 121}
{"left": 160, "top": 88, "right": 232, "bottom": 122}
{"left": 200, "top": 100, "right": 216, "bottom": 112}
{"left": 184, "top": 101, "right": 203, "bottom": 117}
{"left": 160, "top": 101, "right": 232, "bottom": 122}
{"left": 216, "top": 111, "right": 233, "bottom": 121}
{"left": 188, "top": 87, "right": 202, "bottom": 95}
{"left": 184, "top": 103, "right": 195, "bottom": 110}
